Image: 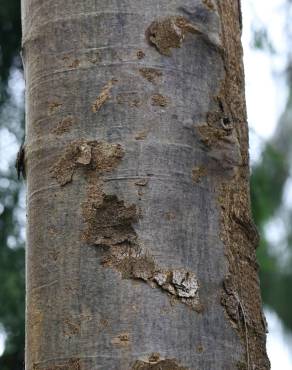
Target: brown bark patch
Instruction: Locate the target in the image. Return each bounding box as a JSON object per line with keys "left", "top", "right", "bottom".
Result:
{"left": 137, "top": 50, "right": 146, "bottom": 59}
{"left": 68, "top": 60, "right": 80, "bottom": 68}
{"left": 202, "top": 0, "right": 215, "bottom": 11}
{"left": 63, "top": 317, "right": 80, "bottom": 337}
{"left": 196, "top": 344, "right": 204, "bottom": 353}
{"left": 33, "top": 358, "right": 80, "bottom": 370}
{"left": 165, "top": 212, "right": 176, "bottom": 221}
{"left": 132, "top": 358, "right": 188, "bottom": 370}
{"left": 192, "top": 166, "right": 207, "bottom": 183}
{"left": 135, "top": 130, "right": 149, "bottom": 140}
{"left": 197, "top": 124, "right": 232, "bottom": 148}
{"left": 111, "top": 332, "right": 131, "bottom": 347}
{"left": 92, "top": 79, "right": 117, "bottom": 113}
{"left": 151, "top": 94, "right": 168, "bottom": 107}
{"left": 146, "top": 16, "right": 209, "bottom": 56}
{"left": 117, "top": 92, "right": 142, "bottom": 108}
{"left": 50, "top": 140, "right": 124, "bottom": 186}
{"left": 82, "top": 192, "right": 138, "bottom": 247}
{"left": 62, "top": 55, "right": 80, "bottom": 68}
{"left": 146, "top": 17, "right": 184, "bottom": 56}
{"left": 48, "top": 101, "right": 62, "bottom": 114}
{"left": 139, "top": 68, "right": 162, "bottom": 84}
{"left": 53, "top": 116, "right": 74, "bottom": 135}
{"left": 135, "top": 178, "right": 149, "bottom": 186}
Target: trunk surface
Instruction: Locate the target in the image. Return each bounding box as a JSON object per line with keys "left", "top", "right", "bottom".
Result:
{"left": 22, "top": 0, "right": 270, "bottom": 369}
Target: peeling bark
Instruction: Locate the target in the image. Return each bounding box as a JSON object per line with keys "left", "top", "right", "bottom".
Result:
{"left": 23, "top": 0, "right": 269, "bottom": 369}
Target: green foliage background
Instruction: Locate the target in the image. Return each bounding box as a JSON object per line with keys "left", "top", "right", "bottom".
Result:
{"left": 0, "top": 1, "right": 291, "bottom": 369}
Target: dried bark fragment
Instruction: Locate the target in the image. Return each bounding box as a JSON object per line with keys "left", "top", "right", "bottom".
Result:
{"left": 63, "top": 317, "right": 80, "bottom": 337}
{"left": 135, "top": 130, "right": 149, "bottom": 140}
{"left": 50, "top": 140, "right": 124, "bottom": 186}
{"left": 132, "top": 358, "right": 188, "bottom": 370}
{"left": 146, "top": 17, "right": 184, "bottom": 56}
{"left": 139, "top": 68, "right": 162, "bottom": 84}
{"left": 137, "top": 50, "right": 145, "bottom": 59}
{"left": 192, "top": 166, "right": 207, "bottom": 183}
{"left": 92, "top": 79, "right": 117, "bottom": 113}
{"left": 82, "top": 193, "right": 138, "bottom": 247}
{"left": 62, "top": 55, "right": 80, "bottom": 68}
{"left": 196, "top": 118, "right": 242, "bottom": 171}
{"left": 153, "top": 270, "right": 199, "bottom": 299}
{"left": 48, "top": 101, "right": 62, "bottom": 114}
{"left": 151, "top": 94, "right": 168, "bottom": 107}
{"left": 117, "top": 92, "right": 142, "bottom": 108}
{"left": 202, "top": 0, "right": 215, "bottom": 11}
{"left": 146, "top": 16, "right": 216, "bottom": 56}
{"left": 111, "top": 332, "right": 131, "bottom": 347}
{"left": 197, "top": 124, "right": 232, "bottom": 148}
{"left": 135, "top": 179, "right": 149, "bottom": 186}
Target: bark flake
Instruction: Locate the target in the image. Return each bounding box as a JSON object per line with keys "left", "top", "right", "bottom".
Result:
{"left": 202, "top": 0, "right": 215, "bottom": 11}
{"left": 139, "top": 68, "right": 162, "bottom": 84}
{"left": 50, "top": 140, "right": 124, "bottom": 186}
{"left": 146, "top": 15, "right": 221, "bottom": 56}
{"left": 111, "top": 332, "right": 131, "bottom": 347}
{"left": 92, "top": 79, "right": 117, "bottom": 113}
{"left": 151, "top": 94, "right": 168, "bottom": 107}
{"left": 192, "top": 166, "right": 207, "bottom": 183}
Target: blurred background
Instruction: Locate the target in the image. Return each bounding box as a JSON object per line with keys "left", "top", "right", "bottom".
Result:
{"left": 0, "top": 0, "right": 291, "bottom": 369}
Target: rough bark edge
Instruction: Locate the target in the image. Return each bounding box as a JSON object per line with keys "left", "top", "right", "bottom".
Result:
{"left": 216, "top": 1, "right": 270, "bottom": 369}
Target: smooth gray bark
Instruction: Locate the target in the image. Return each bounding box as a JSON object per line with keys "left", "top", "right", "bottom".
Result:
{"left": 22, "top": 0, "right": 270, "bottom": 369}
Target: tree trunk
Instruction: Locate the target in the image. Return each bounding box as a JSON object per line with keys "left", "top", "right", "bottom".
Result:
{"left": 22, "top": 0, "right": 270, "bottom": 369}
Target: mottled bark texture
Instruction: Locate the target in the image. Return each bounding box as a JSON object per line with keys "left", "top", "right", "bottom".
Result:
{"left": 22, "top": 0, "right": 270, "bottom": 369}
